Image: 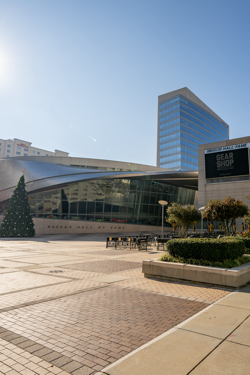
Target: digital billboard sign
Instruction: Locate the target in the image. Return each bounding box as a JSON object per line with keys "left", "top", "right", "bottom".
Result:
{"left": 205, "top": 143, "right": 249, "bottom": 179}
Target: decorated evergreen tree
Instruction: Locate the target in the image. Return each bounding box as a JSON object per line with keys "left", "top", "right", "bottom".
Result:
{"left": 0, "top": 175, "right": 35, "bottom": 237}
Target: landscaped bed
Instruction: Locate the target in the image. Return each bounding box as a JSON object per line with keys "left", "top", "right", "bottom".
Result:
{"left": 161, "top": 237, "right": 250, "bottom": 269}
{"left": 142, "top": 236, "right": 250, "bottom": 287}
{"left": 159, "top": 253, "right": 250, "bottom": 269}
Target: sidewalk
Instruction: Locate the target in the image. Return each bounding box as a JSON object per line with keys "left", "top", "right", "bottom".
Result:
{"left": 98, "top": 284, "right": 250, "bottom": 375}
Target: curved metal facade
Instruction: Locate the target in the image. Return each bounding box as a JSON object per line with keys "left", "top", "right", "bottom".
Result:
{"left": 0, "top": 158, "right": 198, "bottom": 227}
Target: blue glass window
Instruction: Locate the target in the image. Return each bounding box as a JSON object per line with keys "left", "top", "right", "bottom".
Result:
{"left": 7, "top": 144, "right": 11, "bottom": 148}
{"left": 159, "top": 118, "right": 180, "bottom": 130}
{"left": 159, "top": 95, "right": 228, "bottom": 134}
{"left": 160, "top": 147, "right": 198, "bottom": 158}
{"left": 159, "top": 104, "right": 180, "bottom": 117}
{"left": 7, "top": 150, "right": 10, "bottom": 153}
{"left": 160, "top": 123, "right": 220, "bottom": 143}
{"left": 24, "top": 148, "right": 28, "bottom": 152}
{"left": 159, "top": 97, "right": 179, "bottom": 110}
{"left": 37, "top": 152, "right": 40, "bottom": 155}
{"left": 159, "top": 103, "right": 228, "bottom": 139}
{"left": 159, "top": 127, "right": 217, "bottom": 145}
{"left": 24, "top": 153, "right": 28, "bottom": 156}
{"left": 180, "top": 97, "right": 228, "bottom": 134}
{"left": 158, "top": 94, "right": 229, "bottom": 172}
{"left": 160, "top": 139, "right": 199, "bottom": 151}
{"left": 160, "top": 161, "right": 198, "bottom": 171}
{"left": 160, "top": 161, "right": 182, "bottom": 169}
{"left": 160, "top": 154, "right": 198, "bottom": 164}
{"left": 159, "top": 110, "right": 180, "bottom": 124}
{"left": 16, "top": 151, "right": 20, "bottom": 155}
{"left": 160, "top": 113, "right": 225, "bottom": 141}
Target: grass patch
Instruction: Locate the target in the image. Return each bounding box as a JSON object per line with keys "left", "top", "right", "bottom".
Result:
{"left": 159, "top": 253, "right": 250, "bottom": 269}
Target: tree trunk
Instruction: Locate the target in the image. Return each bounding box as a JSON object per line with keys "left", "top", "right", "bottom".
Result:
{"left": 180, "top": 225, "right": 188, "bottom": 238}
{"left": 223, "top": 221, "right": 228, "bottom": 236}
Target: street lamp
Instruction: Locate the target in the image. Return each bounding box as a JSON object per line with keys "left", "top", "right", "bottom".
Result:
{"left": 158, "top": 200, "right": 168, "bottom": 238}
{"left": 199, "top": 206, "right": 205, "bottom": 233}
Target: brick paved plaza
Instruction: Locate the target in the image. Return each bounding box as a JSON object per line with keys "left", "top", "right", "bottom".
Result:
{"left": 0, "top": 234, "right": 232, "bottom": 375}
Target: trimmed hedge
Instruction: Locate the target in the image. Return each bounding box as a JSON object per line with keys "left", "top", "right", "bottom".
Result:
{"left": 237, "top": 236, "right": 250, "bottom": 249}
{"left": 167, "top": 237, "right": 245, "bottom": 261}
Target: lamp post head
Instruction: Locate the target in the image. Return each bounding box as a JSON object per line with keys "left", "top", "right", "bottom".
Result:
{"left": 199, "top": 206, "right": 205, "bottom": 211}
{"left": 158, "top": 200, "right": 168, "bottom": 206}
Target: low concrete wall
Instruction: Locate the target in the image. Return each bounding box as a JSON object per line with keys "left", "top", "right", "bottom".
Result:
{"left": 32, "top": 218, "right": 173, "bottom": 235}
{"left": 142, "top": 259, "right": 250, "bottom": 288}
{"left": 0, "top": 215, "right": 174, "bottom": 235}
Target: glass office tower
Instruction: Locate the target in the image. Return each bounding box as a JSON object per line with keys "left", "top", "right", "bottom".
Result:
{"left": 157, "top": 88, "right": 229, "bottom": 171}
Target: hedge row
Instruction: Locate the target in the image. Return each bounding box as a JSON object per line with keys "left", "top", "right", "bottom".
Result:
{"left": 167, "top": 237, "right": 245, "bottom": 261}
{"left": 238, "top": 237, "right": 250, "bottom": 249}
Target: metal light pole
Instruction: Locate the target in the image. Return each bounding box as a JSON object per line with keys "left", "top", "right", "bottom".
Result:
{"left": 199, "top": 206, "right": 205, "bottom": 234}
{"left": 158, "top": 200, "right": 168, "bottom": 238}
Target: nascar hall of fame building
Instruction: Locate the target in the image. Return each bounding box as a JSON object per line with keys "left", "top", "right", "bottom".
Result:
{"left": 0, "top": 137, "right": 250, "bottom": 234}
{"left": 0, "top": 155, "right": 198, "bottom": 234}
{"left": 0, "top": 135, "right": 250, "bottom": 234}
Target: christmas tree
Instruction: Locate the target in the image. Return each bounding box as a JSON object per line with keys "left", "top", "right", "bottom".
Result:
{"left": 0, "top": 175, "right": 35, "bottom": 237}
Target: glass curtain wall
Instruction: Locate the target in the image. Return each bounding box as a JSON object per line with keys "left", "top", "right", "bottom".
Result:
{"left": 28, "top": 178, "right": 196, "bottom": 226}
{"left": 158, "top": 95, "right": 229, "bottom": 171}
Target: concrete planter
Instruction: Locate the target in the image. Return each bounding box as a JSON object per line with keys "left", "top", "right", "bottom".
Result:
{"left": 142, "top": 259, "right": 250, "bottom": 288}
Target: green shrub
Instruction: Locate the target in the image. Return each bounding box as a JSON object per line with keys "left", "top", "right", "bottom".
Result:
{"left": 167, "top": 237, "right": 245, "bottom": 261}
{"left": 236, "top": 236, "right": 250, "bottom": 249}
{"left": 159, "top": 253, "right": 250, "bottom": 269}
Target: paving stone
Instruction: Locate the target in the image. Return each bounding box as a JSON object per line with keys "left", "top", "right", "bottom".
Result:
{"left": 91, "top": 275, "right": 130, "bottom": 283}
{"left": 63, "top": 259, "right": 142, "bottom": 273}
{"left": 3, "top": 333, "right": 20, "bottom": 340}
{"left": 18, "top": 340, "right": 35, "bottom": 349}
{"left": 71, "top": 366, "right": 94, "bottom": 375}
{"left": 51, "top": 356, "right": 73, "bottom": 367}
{"left": 41, "top": 351, "right": 62, "bottom": 362}
{"left": 0, "top": 235, "right": 232, "bottom": 374}
{"left": 84, "top": 249, "right": 138, "bottom": 256}
{"left": 25, "top": 343, "right": 45, "bottom": 353}
{"left": 0, "top": 332, "right": 17, "bottom": 339}
{"left": 32, "top": 347, "right": 53, "bottom": 357}
{"left": 61, "top": 360, "right": 83, "bottom": 372}
{"left": 10, "top": 337, "right": 29, "bottom": 345}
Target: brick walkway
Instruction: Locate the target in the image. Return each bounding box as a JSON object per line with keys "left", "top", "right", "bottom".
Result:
{"left": 0, "top": 234, "right": 232, "bottom": 374}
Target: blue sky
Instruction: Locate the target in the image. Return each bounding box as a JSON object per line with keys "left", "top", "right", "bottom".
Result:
{"left": 0, "top": 0, "right": 250, "bottom": 165}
